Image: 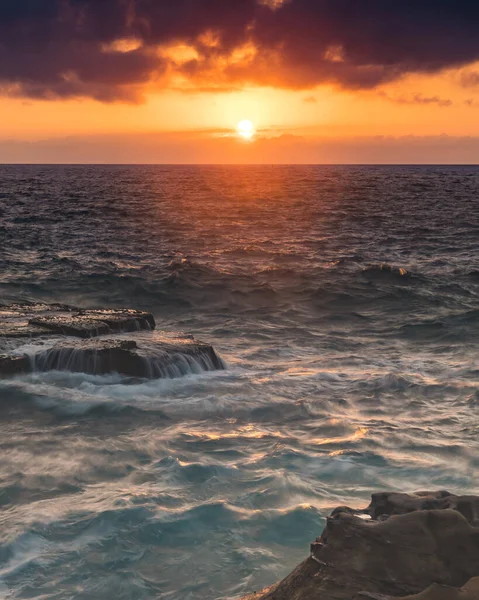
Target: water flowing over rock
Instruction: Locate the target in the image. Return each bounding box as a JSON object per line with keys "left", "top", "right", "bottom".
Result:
{"left": 242, "top": 491, "right": 479, "bottom": 600}
{"left": 0, "top": 303, "right": 224, "bottom": 379}
{"left": 30, "top": 333, "right": 225, "bottom": 378}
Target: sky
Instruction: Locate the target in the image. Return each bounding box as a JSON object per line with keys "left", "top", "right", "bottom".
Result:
{"left": 1, "top": 0, "right": 479, "bottom": 163}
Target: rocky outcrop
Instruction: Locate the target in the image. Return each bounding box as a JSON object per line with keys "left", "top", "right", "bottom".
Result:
{"left": 1, "top": 302, "right": 225, "bottom": 379}
{"left": 0, "top": 302, "right": 155, "bottom": 339}
{"left": 30, "top": 333, "right": 225, "bottom": 378}
{"left": 242, "top": 491, "right": 479, "bottom": 600}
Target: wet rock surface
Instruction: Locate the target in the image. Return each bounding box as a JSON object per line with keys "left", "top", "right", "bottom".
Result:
{"left": 1, "top": 302, "right": 155, "bottom": 339}
{"left": 0, "top": 354, "right": 31, "bottom": 376}
{"left": 31, "top": 333, "right": 225, "bottom": 378}
{"left": 242, "top": 491, "right": 479, "bottom": 600}
{"left": 0, "top": 303, "right": 224, "bottom": 378}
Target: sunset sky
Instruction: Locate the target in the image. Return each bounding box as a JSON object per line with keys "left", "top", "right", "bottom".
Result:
{"left": 2, "top": 1, "right": 479, "bottom": 163}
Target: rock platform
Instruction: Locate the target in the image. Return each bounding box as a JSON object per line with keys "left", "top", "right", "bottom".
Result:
{"left": 0, "top": 302, "right": 224, "bottom": 378}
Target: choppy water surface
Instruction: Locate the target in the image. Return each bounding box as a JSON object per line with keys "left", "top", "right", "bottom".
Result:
{"left": 0, "top": 165, "right": 478, "bottom": 600}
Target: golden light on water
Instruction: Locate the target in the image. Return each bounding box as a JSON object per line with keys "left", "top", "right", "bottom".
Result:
{"left": 237, "top": 119, "right": 255, "bottom": 140}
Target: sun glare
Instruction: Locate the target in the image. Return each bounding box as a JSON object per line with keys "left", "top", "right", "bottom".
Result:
{"left": 237, "top": 119, "right": 255, "bottom": 140}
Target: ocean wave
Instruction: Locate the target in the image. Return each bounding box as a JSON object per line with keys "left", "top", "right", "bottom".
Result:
{"left": 361, "top": 263, "right": 417, "bottom": 282}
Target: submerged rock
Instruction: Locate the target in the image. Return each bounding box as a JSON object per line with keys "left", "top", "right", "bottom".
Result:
{"left": 0, "top": 302, "right": 224, "bottom": 379}
{"left": 242, "top": 491, "right": 479, "bottom": 600}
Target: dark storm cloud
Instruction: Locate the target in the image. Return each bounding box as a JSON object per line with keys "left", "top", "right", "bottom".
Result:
{"left": 1, "top": 0, "right": 479, "bottom": 100}
{"left": 247, "top": 0, "right": 479, "bottom": 88}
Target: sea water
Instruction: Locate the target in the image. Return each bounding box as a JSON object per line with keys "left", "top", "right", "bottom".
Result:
{"left": 0, "top": 165, "right": 478, "bottom": 599}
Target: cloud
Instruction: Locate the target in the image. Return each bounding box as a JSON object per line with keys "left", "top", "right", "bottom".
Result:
{"left": 460, "top": 70, "right": 479, "bottom": 87}
{"left": 379, "top": 92, "right": 453, "bottom": 107}
{"left": 1, "top": 1, "right": 479, "bottom": 101}
{"left": 303, "top": 96, "right": 317, "bottom": 104}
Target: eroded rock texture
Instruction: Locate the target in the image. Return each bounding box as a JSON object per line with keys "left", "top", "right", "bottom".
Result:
{"left": 242, "top": 491, "right": 479, "bottom": 600}
{"left": 0, "top": 302, "right": 155, "bottom": 339}
{"left": 357, "top": 577, "right": 479, "bottom": 599}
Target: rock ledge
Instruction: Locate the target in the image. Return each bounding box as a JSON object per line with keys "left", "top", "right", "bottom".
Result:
{"left": 1, "top": 303, "right": 224, "bottom": 379}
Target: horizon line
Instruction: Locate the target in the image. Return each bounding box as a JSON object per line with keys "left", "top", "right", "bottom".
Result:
{"left": 1, "top": 162, "right": 479, "bottom": 167}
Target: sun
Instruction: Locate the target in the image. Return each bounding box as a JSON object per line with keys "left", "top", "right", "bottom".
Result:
{"left": 237, "top": 119, "right": 255, "bottom": 140}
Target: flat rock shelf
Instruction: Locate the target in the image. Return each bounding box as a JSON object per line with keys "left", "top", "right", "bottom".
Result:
{"left": 0, "top": 302, "right": 225, "bottom": 378}
{"left": 242, "top": 491, "right": 479, "bottom": 600}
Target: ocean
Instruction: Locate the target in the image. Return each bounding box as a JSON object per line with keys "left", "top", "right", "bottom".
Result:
{"left": 0, "top": 165, "right": 478, "bottom": 599}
